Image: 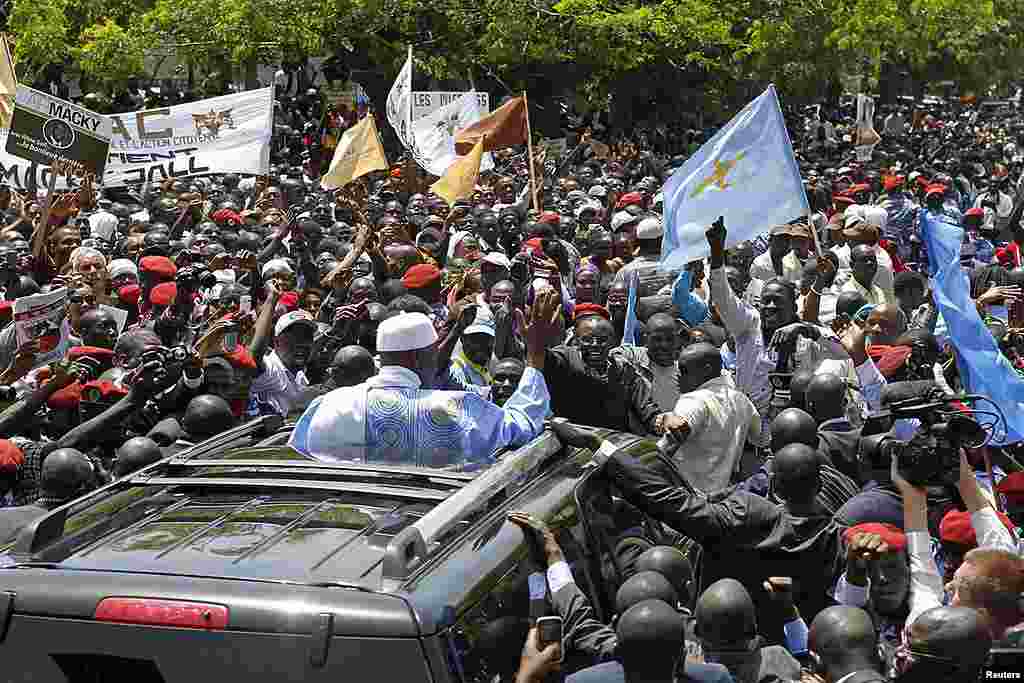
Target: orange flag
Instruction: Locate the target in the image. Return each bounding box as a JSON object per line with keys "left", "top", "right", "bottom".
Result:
{"left": 454, "top": 96, "right": 527, "bottom": 155}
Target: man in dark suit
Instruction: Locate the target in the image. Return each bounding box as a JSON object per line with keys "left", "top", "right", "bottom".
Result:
{"left": 805, "top": 373, "right": 863, "bottom": 484}
{"left": 550, "top": 422, "right": 841, "bottom": 641}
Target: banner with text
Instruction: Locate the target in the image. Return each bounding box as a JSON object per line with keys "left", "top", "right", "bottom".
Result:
{"left": 104, "top": 87, "right": 273, "bottom": 187}
{"left": 7, "top": 86, "right": 112, "bottom": 179}
{"left": 0, "top": 130, "right": 76, "bottom": 192}
{"left": 412, "top": 92, "right": 490, "bottom": 121}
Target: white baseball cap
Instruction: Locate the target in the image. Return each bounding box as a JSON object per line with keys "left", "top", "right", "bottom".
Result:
{"left": 275, "top": 310, "right": 316, "bottom": 336}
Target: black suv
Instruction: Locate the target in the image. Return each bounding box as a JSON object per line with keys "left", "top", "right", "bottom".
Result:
{"left": 0, "top": 416, "right": 668, "bottom": 683}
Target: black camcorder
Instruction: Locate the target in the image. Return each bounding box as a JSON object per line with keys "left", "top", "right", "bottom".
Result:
{"left": 861, "top": 382, "right": 1000, "bottom": 487}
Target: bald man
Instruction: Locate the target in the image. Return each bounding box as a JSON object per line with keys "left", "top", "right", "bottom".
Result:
{"left": 807, "top": 373, "right": 864, "bottom": 483}
{"left": 696, "top": 579, "right": 800, "bottom": 683}
{"left": 330, "top": 345, "right": 377, "bottom": 388}
{"left": 664, "top": 342, "right": 760, "bottom": 492}
{"left": 808, "top": 606, "right": 885, "bottom": 683}
{"left": 615, "top": 312, "right": 684, "bottom": 412}
{"left": 895, "top": 607, "right": 992, "bottom": 682}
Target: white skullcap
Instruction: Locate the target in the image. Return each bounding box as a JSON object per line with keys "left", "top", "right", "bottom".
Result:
{"left": 261, "top": 258, "right": 294, "bottom": 279}
{"left": 89, "top": 212, "right": 118, "bottom": 241}
{"left": 376, "top": 312, "right": 438, "bottom": 353}
{"left": 70, "top": 247, "right": 106, "bottom": 270}
{"left": 107, "top": 258, "right": 138, "bottom": 280}
{"left": 636, "top": 216, "right": 663, "bottom": 240}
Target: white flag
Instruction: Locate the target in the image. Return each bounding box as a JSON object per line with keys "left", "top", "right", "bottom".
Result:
{"left": 386, "top": 49, "right": 414, "bottom": 148}
{"left": 411, "top": 91, "right": 494, "bottom": 176}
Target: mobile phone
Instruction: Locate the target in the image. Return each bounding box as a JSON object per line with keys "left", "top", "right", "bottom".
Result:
{"left": 536, "top": 616, "right": 563, "bottom": 661}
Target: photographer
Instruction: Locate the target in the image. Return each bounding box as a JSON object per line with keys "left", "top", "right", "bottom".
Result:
{"left": 834, "top": 449, "right": 1016, "bottom": 656}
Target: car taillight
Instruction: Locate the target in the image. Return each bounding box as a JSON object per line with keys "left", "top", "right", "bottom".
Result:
{"left": 94, "top": 598, "right": 228, "bottom": 630}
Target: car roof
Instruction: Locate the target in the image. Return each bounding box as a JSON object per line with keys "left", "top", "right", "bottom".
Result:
{"left": 3, "top": 417, "right": 476, "bottom": 588}
{"left": 2, "top": 417, "right": 657, "bottom": 633}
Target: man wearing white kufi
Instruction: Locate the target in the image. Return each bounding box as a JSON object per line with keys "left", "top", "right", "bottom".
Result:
{"left": 290, "top": 289, "right": 563, "bottom": 469}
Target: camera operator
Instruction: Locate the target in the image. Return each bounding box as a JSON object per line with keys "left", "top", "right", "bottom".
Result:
{"left": 834, "top": 449, "right": 1017, "bottom": 659}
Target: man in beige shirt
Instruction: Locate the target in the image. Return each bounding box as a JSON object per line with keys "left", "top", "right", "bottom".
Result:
{"left": 662, "top": 342, "right": 760, "bottom": 492}
{"left": 841, "top": 244, "right": 891, "bottom": 306}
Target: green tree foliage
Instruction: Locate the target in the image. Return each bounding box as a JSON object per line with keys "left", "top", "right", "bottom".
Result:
{"left": 73, "top": 19, "right": 146, "bottom": 89}
{"left": 8, "top": 0, "right": 71, "bottom": 80}
{"left": 6, "top": 0, "right": 1024, "bottom": 109}
{"left": 138, "top": 0, "right": 329, "bottom": 70}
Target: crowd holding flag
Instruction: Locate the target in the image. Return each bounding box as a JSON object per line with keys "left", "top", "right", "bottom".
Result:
{"left": 454, "top": 96, "right": 528, "bottom": 155}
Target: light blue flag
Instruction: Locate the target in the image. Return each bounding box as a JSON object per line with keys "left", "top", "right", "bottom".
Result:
{"left": 661, "top": 85, "right": 809, "bottom": 269}
{"left": 921, "top": 208, "right": 1024, "bottom": 444}
{"left": 621, "top": 270, "right": 640, "bottom": 346}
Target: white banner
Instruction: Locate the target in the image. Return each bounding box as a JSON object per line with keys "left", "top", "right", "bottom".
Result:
{"left": 104, "top": 87, "right": 273, "bottom": 187}
{"left": 412, "top": 91, "right": 490, "bottom": 121}
{"left": 386, "top": 50, "right": 414, "bottom": 148}
{"left": 411, "top": 91, "right": 493, "bottom": 177}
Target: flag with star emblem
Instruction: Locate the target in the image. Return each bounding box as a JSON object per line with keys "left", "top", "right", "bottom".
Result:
{"left": 410, "top": 90, "right": 493, "bottom": 176}
{"left": 661, "top": 85, "right": 808, "bottom": 269}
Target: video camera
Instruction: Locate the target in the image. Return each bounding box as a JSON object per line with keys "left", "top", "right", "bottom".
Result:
{"left": 861, "top": 382, "right": 1003, "bottom": 487}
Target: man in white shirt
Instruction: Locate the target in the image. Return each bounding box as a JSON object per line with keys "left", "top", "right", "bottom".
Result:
{"left": 291, "top": 291, "right": 562, "bottom": 468}
{"left": 663, "top": 342, "right": 760, "bottom": 492}
{"left": 88, "top": 199, "right": 119, "bottom": 242}
{"left": 842, "top": 212, "right": 895, "bottom": 300}
{"left": 706, "top": 218, "right": 855, "bottom": 426}
{"left": 249, "top": 287, "right": 316, "bottom": 417}
{"left": 745, "top": 225, "right": 804, "bottom": 306}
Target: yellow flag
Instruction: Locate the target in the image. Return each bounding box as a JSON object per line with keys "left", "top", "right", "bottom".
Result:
{"left": 320, "top": 115, "right": 388, "bottom": 190}
{"left": 431, "top": 137, "right": 485, "bottom": 206}
{"left": 0, "top": 34, "right": 16, "bottom": 129}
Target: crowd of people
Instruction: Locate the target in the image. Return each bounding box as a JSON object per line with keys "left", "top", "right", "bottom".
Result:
{"left": 0, "top": 85, "right": 1020, "bottom": 682}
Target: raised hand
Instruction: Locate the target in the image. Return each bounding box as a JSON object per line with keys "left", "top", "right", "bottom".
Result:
{"left": 523, "top": 287, "right": 562, "bottom": 367}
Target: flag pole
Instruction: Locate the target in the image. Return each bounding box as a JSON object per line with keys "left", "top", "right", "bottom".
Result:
{"left": 523, "top": 91, "right": 539, "bottom": 213}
